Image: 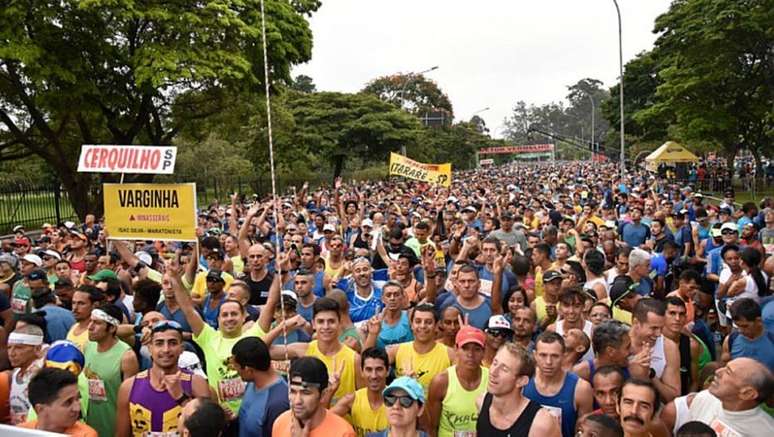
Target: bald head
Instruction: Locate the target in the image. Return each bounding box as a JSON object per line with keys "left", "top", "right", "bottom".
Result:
{"left": 735, "top": 358, "right": 773, "bottom": 402}
{"left": 142, "top": 311, "right": 166, "bottom": 327}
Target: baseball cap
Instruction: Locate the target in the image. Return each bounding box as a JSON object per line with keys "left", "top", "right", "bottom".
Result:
{"left": 710, "top": 226, "right": 722, "bottom": 238}
{"left": 31, "top": 286, "right": 53, "bottom": 299}
{"left": 719, "top": 207, "right": 732, "bottom": 215}
{"left": 42, "top": 249, "right": 62, "bottom": 260}
{"left": 693, "top": 192, "right": 703, "bottom": 198}
{"left": 383, "top": 376, "right": 426, "bottom": 404}
{"left": 207, "top": 247, "right": 225, "bottom": 260}
{"left": 447, "top": 195, "right": 459, "bottom": 204}
{"left": 610, "top": 275, "right": 637, "bottom": 307}
{"left": 280, "top": 289, "right": 298, "bottom": 303}
{"left": 87, "top": 269, "right": 118, "bottom": 282}
{"left": 26, "top": 269, "right": 47, "bottom": 281}
{"left": 55, "top": 278, "right": 74, "bottom": 289}
{"left": 45, "top": 340, "right": 85, "bottom": 375}
{"left": 289, "top": 357, "right": 329, "bottom": 390}
{"left": 135, "top": 251, "right": 152, "bottom": 266}
{"left": 720, "top": 222, "right": 738, "bottom": 233}
{"left": 462, "top": 206, "right": 477, "bottom": 213}
{"left": 12, "top": 225, "right": 25, "bottom": 233}
{"left": 455, "top": 325, "right": 486, "bottom": 348}
{"left": 543, "top": 270, "right": 565, "bottom": 282}
{"left": 0, "top": 254, "right": 16, "bottom": 266}
{"left": 206, "top": 269, "right": 226, "bottom": 283}
{"left": 323, "top": 223, "right": 336, "bottom": 233}
{"left": 362, "top": 218, "right": 374, "bottom": 228}
{"left": 21, "top": 254, "right": 43, "bottom": 267}
{"left": 14, "top": 236, "right": 31, "bottom": 247}
{"left": 487, "top": 315, "right": 512, "bottom": 331}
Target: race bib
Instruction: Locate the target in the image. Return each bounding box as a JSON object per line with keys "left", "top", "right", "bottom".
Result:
{"left": 271, "top": 360, "right": 290, "bottom": 375}
{"left": 10, "top": 297, "right": 28, "bottom": 313}
{"left": 478, "top": 279, "right": 493, "bottom": 297}
{"left": 710, "top": 419, "right": 741, "bottom": 437}
{"left": 88, "top": 378, "right": 107, "bottom": 401}
{"left": 542, "top": 405, "right": 563, "bottom": 427}
{"left": 453, "top": 432, "right": 476, "bottom": 437}
{"left": 144, "top": 433, "right": 178, "bottom": 437}
{"left": 218, "top": 377, "right": 245, "bottom": 402}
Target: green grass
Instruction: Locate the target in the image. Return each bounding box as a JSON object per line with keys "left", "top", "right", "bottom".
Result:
{"left": 0, "top": 191, "right": 78, "bottom": 235}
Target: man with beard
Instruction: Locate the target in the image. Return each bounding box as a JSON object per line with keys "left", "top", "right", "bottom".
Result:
{"left": 661, "top": 357, "right": 774, "bottom": 435}
{"left": 475, "top": 343, "right": 560, "bottom": 436}
{"left": 272, "top": 357, "right": 356, "bottom": 436}
{"left": 115, "top": 320, "right": 210, "bottom": 437}
{"left": 427, "top": 326, "right": 489, "bottom": 437}
{"left": 66, "top": 285, "right": 103, "bottom": 351}
{"left": 619, "top": 379, "right": 659, "bottom": 437}
{"left": 524, "top": 331, "right": 593, "bottom": 437}
{"left": 330, "top": 347, "right": 389, "bottom": 436}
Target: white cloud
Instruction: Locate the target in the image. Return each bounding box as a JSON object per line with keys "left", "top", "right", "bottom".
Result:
{"left": 293, "top": 0, "right": 672, "bottom": 137}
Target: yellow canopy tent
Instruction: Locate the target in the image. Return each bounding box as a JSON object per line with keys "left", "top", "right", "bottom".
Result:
{"left": 644, "top": 141, "right": 699, "bottom": 171}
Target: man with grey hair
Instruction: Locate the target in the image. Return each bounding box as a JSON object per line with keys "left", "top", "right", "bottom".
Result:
{"left": 574, "top": 319, "right": 631, "bottom": 382}
{"left": 336, "top": 256, "right": 386, "bottom": 322}
{"left": 628, "top": 248, "right": 655, "bottom": 297}
{"left": 661, "top": 357, "right": 774, "bottom": 435}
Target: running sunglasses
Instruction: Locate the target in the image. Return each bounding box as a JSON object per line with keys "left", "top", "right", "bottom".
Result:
{"left": 384, "top": 394, "right": 416, "bottom": 408}
{"left": 151, "top": 320, "right": 183, "bottom": 333}
{"left": 484, "top": 328, "right": 512, "bottom": 339}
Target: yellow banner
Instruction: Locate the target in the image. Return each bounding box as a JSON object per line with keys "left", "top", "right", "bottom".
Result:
{"left": 103, "top": 183, "right": 197, "bottom": 241}
{"left": 388, "top": 152, "right": 451, "bottom": 187}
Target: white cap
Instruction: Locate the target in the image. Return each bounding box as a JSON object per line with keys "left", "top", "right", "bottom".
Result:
{"left": 135, "top": 251, "right": 152, "bottom": 266}
{"left": 323, "top": 223, "right": 336, "bottom": 233}
{"left": 22, "top": 254, "right": 43, "bottom": 267}
{"left": 487, "top": 315, "right": 512, "bottom": 330}
{"left": 720, "top": 222, "right": 738, "bottom": 233}
{"left": 64, "top": 221, "right": 76, "bottom": 229}
{"left": 281, "top": 289, "right": 298, "bottom": 302}
{"left": 447, "top": 196, "right": 458, "bottom": 203}
{"left": 42, "top": 250, "right": 62, "bottom": 260}
{"left": 362, "top": 218, "right": 374, "bottom": 228}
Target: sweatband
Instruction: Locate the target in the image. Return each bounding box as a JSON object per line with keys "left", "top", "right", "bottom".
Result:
{"left": 9, "top": 333, "right": 44, "bottom": 345}
{"left": 91, "top": 309, "right": 120, "bottom": 326}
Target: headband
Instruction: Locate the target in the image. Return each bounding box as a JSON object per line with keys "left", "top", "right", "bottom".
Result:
{"left": 91, "top": 309, "right": 120, "bottom": 326}
{"left": 9, "top": 332, "right": 44, "bottom": 346}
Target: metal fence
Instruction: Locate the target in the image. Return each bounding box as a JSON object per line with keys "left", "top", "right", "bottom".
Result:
{"left": 0, "top": 183, "right": 79, "bottom": 235}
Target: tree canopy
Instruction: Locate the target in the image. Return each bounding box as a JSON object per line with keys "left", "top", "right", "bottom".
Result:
{"left": 362, "top": 73, "right": 454, "bottom": 125}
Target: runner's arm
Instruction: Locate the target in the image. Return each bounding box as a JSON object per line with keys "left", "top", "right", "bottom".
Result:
{"left": 426, "top": 372, "right": 449, "bottom": 437}
{"left": 115, "top": 378, "right": 133, "bottom": 437}
{"left": 574, "top": 378, "right": 594, "bottom": 422}
{"left": 169, "top": 266, "right": 205, "bottom": 337}
{"left": 120, "top": 349, "right": 139, "bottom": 380}
{"left": 689, "top": 337, "right": 701, "bottom": 393}
{"left": 269, "top": 341, "right": 307, "bottom": 361}
{"left": 527, "top": 408, "right": 562, "bottom": 437}
{"left": 256, "top": 273, "right": 281, "bottom": 333}
{"left": 191, "top": 375, "right": 212, "bottom": 398}
{"left": 655, "top": 338, "right": 681, "bottom": 402}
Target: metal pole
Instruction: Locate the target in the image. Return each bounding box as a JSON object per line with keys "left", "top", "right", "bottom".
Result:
{"left": 613, "top": 0, "right": 625, "bottom": 177}
{"left": 398, "top": 66, "right": 438, "bottom": 155}
{"left": 587, "top": 94, "right": 595, "bottom": 160}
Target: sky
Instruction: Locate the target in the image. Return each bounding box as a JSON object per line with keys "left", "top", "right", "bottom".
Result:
{"left": 292, "top": 0, "right": 674, "bottom": 137}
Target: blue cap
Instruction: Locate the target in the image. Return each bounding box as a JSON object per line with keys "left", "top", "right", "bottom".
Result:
{"left": 383, "top": 376, "right": 425, "bottom": 404}
{"left": 45, "top": 340, "right": 85, "bottom": 375}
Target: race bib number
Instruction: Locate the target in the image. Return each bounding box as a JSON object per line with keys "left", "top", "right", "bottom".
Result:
{"left": 271, "top": 360, "right": 290, "bottom": 375}
{"left": 88, "top": 378, "right": 107, "bottom": 401}
{"left": 478, "top": 279, "right": 493, "bottom": 297}
{"left": 10, "top": 297, "right": 28, "bottom": 313}
{"left": 542, "top": 405, "right": 563, "bottom": 427}
{"left": 218, "top": 377, "right": 245, "bottom": 402}
{"left": 710, "top": 419, "right": 741, "bottom": 437}
{"left": 144, "top": 433, "right": 178, "bottom": 437}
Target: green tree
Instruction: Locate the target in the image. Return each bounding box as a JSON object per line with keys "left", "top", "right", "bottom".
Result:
{"left": 290, "top": 74, "right": 317, "bottom": 93}
{"left": 636, "top": 0, "right": 773, "bottom": 171}
{"left": 283, "top": 91, "right": 424, "bottom": 177}
{"left": 362, "top": 74, "right": 454, "bottom": 125}
{"left": 0, "top": 0, "right": 317, "bottom": 218}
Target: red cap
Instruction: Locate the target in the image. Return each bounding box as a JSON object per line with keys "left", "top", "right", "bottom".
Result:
{"left": 455, "top": 326, "right": 485, "bottom": 348}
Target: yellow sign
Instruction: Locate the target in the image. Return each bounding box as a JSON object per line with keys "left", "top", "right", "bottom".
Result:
{"left": 388, "top": 152, "right": 451, "bottom": 187}
{"left": 103, "top": 183, "right": 197, "bottom": 241}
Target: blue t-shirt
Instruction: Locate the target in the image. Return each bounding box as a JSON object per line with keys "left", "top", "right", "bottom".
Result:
{"left": 478, "top": 266, "right": 510, "bottom": 296}
{"left": 620, "top": 222, "right": 650, "bottom": 248}
{"left": 378, "top": 311, "right": 414, "bottom": 349}
{"left": 730, "top": 331, "right": 774, "bottom": 372}
{"left": 239, "top": 378, "right": 290, "bottom": 437}
{"left": 157, "top": 303, "right": 196, "bottom": 333}
{"left": 40, "top": 304, "right": 75, "bottom": 343}
{"left": 337, "top": 270, "right": 387, "bottom": 323}
{"left": 202, "top": 293, "right": 226, "bottom": 329}
{"left": 444, "top": 296, "right": 492, "bottom": 330}
{"left": 296, "top": 298, "right": 315, "bottom": 323}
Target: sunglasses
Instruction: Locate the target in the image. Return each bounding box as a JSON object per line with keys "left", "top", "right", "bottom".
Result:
{"left": 384, "top": 394, "right": 416, "bottom": 408}
{"left": 151, "top": 320, "right": 183, "bottom": 333}
{"left": 206, "top": 277, "right": 224, "bottom": 282}
{"left": 485, "top": 329, "right": 512, "bottom": 339}
{"left": 721, "top": 230, "right": 737, "bottom": 235}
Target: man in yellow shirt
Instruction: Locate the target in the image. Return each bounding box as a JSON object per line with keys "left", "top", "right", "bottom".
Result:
{"left": 331, "top": 347, "right": 389, "bottom": 436}
{"left": 609, "top": 275, "right": 641, "bottom": 325}
{"left": 189, "top": 247, "right": 234, "bottom": 299}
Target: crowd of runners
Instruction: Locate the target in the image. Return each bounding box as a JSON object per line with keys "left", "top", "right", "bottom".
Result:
{"left": 0, "top": 160, "right": 773, "bottom": 437}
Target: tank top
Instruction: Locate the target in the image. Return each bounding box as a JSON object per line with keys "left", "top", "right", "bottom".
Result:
{"left": 584, "top": 277, "right": 609, "bottom": 299}
{"left": 67, "top": 324, "right": 90, "bottom": 351}
{"left": 324, "top": 255, "right": 345, "bottom": 279}
{"left": 476, "top": 393, "right": 542, "bottom": 437}
{"left": 9, "top": 367, "right": 36, "bottom": 425}
{"left": 306, "top": 340, "right": 356, "bottom": 406}
{"left": 650, "top": 335, "right": 667, "bottom": 378}
{"left": 395, "top": 342, "right": 451, "bottom": 395}
{"left": 672, "top": 395, "right": 691, "bottom": 435}
{"left": 678, "top": 334, "right": 692, "bottom": 396}
{"left": 438, "top": 366, "right": 489, "bottom": 437}
{"left": 128, "top": 369, "right": 194, "bottom": 436}
{"left": 82, "top": 339, "right": 132, "bottom": 437}
{"left": 351, "top": 388, "right": 388, "bottom": 437}
{"left": 523, "top": 372, "right": 579, "bottom": 437}
{"left": 377, "top": 311, "right": 414, "bottom": 349}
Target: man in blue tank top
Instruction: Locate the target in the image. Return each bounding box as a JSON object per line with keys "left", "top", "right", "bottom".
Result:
{"left": 523, "top": 331, "right": 594, "bottom": 437}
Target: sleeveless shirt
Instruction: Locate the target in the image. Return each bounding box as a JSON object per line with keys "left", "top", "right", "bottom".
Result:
{"left": 523, "top": 372, "right": 579, "bottom": 437}
{"left": 351, "top": 388, "right": 388, "bottom": 437}
{"left": 306, "top": 340, "right": 357, "bottom": 406}
{"left": 438, "top": 366, "right": 489, "bottom": 437}
{"left": 395, "top": 342, "right": 451, "bottom": 395}
{"left": 128, "top": 369, "right": 194, "bottom": 436}
{"left": 82, "top": 339, "right": 131, "bottom": 437}
{"left": 476, "top": 393, "right": 542, "bottom": 437}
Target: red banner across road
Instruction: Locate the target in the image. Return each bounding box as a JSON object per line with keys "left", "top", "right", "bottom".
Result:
{"left": 478, "top": 144, "right": 554, "bottom": 154}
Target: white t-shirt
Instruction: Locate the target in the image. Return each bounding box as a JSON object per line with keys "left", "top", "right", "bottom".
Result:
{"left": 688, "top": 390, "right": 774, "bottom": 436}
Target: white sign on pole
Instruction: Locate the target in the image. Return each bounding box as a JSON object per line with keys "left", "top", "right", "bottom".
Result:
{"left": 77, "top": 145, "right": 177, "bottom": 174}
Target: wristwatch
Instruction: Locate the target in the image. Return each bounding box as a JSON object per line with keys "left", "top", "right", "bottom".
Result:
{"left": 649, "top": 368, "right": 656, "bottom": 379}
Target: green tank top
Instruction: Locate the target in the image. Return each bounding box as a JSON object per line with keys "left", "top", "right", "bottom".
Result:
{"left": 81, "top": 339, "right": 131, "bottom": 437}
{"left": 438, "top": 365, "right": 489, "bottom": 437}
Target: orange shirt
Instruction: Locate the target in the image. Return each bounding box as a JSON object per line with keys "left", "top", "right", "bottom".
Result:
{"left": 667, "top": 290, "right": 695, "bottom": 322}
{"left": 18, "top": 420, "right": 98, "bottom": 437}
{"left": 272, "top": 409, "right": 356, "bottom": 437}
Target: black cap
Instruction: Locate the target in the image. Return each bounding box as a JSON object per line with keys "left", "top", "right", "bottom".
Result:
{"left": 27, "top": 269, "right": 48, "bottom": 282}
{"left": 543, "top": 270, "right": 564, "bottom": 282}
{"left": 206, "top": 269, "right": 225, "bottom": 283}
{"left": 289, "top": 356, "right": 328, "bottom": 391}
{"left": 31, "top": 286, "right": 53, "bottom": 299}
{"left": 54, "top": 278, "right": 74, "bottom": 288}
{"left": 610, "top": 275, "right": 636, "bottom": 307}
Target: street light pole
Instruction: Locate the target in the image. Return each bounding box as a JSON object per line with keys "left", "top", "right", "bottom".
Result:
{"left": 613, "top": 0, "right": 625, "bottom": 177}
{"left": 398, "top": 65, "right": 439, "bottom": 155}
{"left": 587, "top": 93, "right": 595, "bottom": 160}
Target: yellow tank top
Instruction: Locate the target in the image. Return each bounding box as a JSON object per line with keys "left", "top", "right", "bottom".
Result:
{"left": 534, "top": 295, "right": 547, "bottom": 324}
{"left": 324, "top": 256, "right": 345, "bottom": 279}
{"left": 306, "top": 340, "right": 356, "bottom": 405}
{"left": 534, "top": 266, "right": 544, "bottom": 297}
{"left": 351, "top": 388, "right": 387, "bottom": 437}
{"left": 67, "top": 324, "right": 89, "bottom": 351}
{"left": 395, "top": 342, "right": 450, "bottom": 395}
{"left": 439, "top": 366, "right": 490, "bottom": 437}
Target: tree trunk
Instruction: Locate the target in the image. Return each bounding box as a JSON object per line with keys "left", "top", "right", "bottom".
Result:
{"left": 332, "top": 154, "right": 345, "bottom": 181}
{"left": 724, "top": 148, "right": 736, "bottom": 182}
